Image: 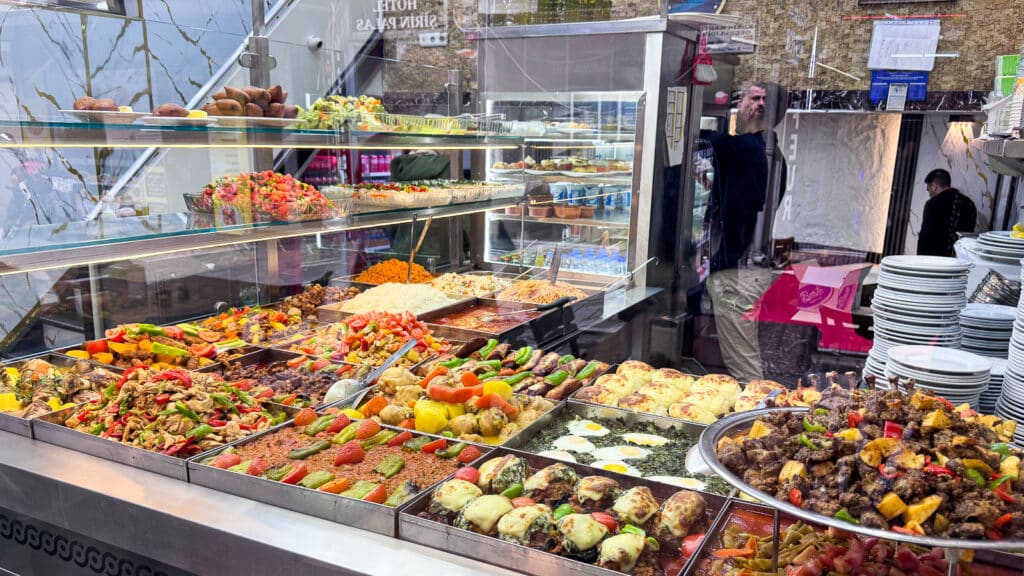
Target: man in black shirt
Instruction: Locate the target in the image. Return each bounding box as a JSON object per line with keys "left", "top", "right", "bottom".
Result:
{"left": 917, "top": 169, "right": 976, "bottom": 257}
{"left": 705, "top": 83, "right": 771, "bottom": 381}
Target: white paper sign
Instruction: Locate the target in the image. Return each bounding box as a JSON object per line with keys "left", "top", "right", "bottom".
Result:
{"left": 886, "top": 83, "right": 908, "bottom": 112}
{"left": 868, "top": 19, "right": 941, "bottom": 72}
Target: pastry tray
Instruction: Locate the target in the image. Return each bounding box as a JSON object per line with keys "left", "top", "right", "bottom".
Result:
{"left": 399, "top": 447, "right": 730, "bottom": 576}
{"left": 187, "top": 419, "right": 491, "bottom": 537}
{"left": 0, "top": 353, "right": 123, "bottom": 438}
{"left": 31, "top": 403, "right": 298, "bottom": 481}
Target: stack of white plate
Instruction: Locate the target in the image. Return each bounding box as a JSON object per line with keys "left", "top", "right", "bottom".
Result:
{"left": 960, "top": 303, "right": 1014, "bottom": 358}
{"left": 981, "top": 358, "right": 1008, "bottom": 414}
{"left": 972, "top": 231, "right": 1024, "bottom": 265}
{"left": 866, "top": 256, "right": 971, "bottom": 381}
{"left": 883, "top": 345, "right": 991, "bottom": 408}
{"left": 996, "top": 264, "right": 1024, "bottom": 445}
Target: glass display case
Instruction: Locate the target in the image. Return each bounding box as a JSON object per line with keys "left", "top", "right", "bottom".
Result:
{"left": 481, "top": 92, "right": 638, "bottom": 279}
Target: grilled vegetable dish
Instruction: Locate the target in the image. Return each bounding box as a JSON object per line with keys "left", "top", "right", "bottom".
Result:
{"left": 415, "top": 339, "right": 609, "bottom": 401}
{"left": 65, "top": 323, "right": 250, "bottom": 370}
{"left": 203, "top": 411, "right": 474, "bottom": 507}
{"left": 358, "top": 366, "right": 556, "bottom": 445}
{"left": 0, "top": 358, "right": 120, "bottom": 419}
{"left": 64, "top": 367, "right": 283, "bottom": 457}
{"left": 284, "top": 311, "right": 452, "bottom": 368}
{"left": 418, "top": 453, "right": 712, "bottom": 575}
{"left": 717, "top": 386, "right": 1022, "bottom": 540}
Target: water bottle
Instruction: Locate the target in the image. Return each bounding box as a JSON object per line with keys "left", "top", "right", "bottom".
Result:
{"left": 584, "top": 184, "right": 601, "bottom": 208}
{"left": 617, "top": 255, "right": 627, "bottom": 276}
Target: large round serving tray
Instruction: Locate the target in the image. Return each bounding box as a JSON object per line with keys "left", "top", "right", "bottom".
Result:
{"left": 698, "top": 406, "right": 1024, "bottom": 551}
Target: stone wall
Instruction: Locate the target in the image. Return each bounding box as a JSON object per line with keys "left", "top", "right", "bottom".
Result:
{"left": 720, "top": 0, "right": 1023, "bottom": 91}
{"left": 381, "top": 0, "right": 1023, "bottom": 95}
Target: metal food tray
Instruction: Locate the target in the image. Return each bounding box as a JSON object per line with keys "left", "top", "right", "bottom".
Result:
{"left": 53, "top": 342, "right": 262, "bottom": 371}
{"left": 348, "top": 384, "right": 560, "bottom": 448}
{"left": 681, "top": 499, "right": 1024, "bottom": 576}
{"left": 186, "top": 420, "right": 490, "bottom": 537}
{"left": 505, "top": 401, "right": 710, "bottom": 449}
{"left": 419, "top": 297, "right": 565, "bottom": 348}
{"left": 195, "top": 347, "right": 366, "bottom": 405}
{"left": 31, "top": 403, "right": 298, "bottom": 481}
{"left": 699, "top": 407, "right": 1024, "bottom": 552}
{"left": 399, "top": 447, "right": 730, "bottom": 576}
{"left": 0, "top": 354, "right": 123, "bottom": 438}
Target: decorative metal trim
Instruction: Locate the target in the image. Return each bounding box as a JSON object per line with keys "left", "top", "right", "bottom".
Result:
{"left": 0, "top": 511, "right": 170, "bottom": 576}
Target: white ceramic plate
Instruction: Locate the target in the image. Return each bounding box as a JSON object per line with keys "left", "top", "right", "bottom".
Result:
{"left": 880, "top": 255, "right": 972, "bottom": 273}
{"left": 886, "top": 345, "right": 992, "bottom": 375}
{"left": 60, "top": 109, "right": 147, "bottom": 124}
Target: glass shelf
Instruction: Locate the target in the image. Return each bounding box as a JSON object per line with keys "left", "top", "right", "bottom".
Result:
{"left": 488, "top": 210, "right": 630, "bottom": 228}
{"left": 0, "top": 120, "right": 523, "bottom": 150}
{"left": 0, "top": 198, "right": 520, "bottom": 276}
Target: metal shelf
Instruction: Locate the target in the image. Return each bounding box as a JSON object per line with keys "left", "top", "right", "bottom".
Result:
{"left": 488, "top": 211, "right": 631, "bottom": 228}
{"left": 0, "top": 120, "right": 523, "bottom": 150}
{"left": 0, "top": 198, "right": 520, "bottom": 276}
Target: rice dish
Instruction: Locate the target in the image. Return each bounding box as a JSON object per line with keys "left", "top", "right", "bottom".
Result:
{"left": 340, "top": 283, "right": 456, "bottom": 315}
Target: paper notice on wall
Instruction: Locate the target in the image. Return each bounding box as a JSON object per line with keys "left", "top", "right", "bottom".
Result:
{"left": 772, "top": 112, "right": 901, "bottom": 254}
{"left": 868, "top": 19, "right": 941, "bottom": 72}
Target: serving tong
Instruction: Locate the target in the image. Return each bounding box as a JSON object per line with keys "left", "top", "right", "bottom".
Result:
{"left": 341, "top": 339, "right": 418, "bottom": 410}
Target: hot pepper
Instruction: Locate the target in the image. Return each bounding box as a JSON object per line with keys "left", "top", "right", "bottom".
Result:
{"left": 965, "top": 468, "right": 987, "bottom": 487}
{"left": 798, "top": 433, "right": 819, "bottom": 450}
{"left": 544, "top": 370, "right": 570, "bottom": 387}
{"left": 813, "top": 408, "right": 829, "bottom": 416}
{"left": 373, "top": 455, "right": 406, "bottom": 479}
{"left": 477, "top": 371, "right": 499, "bottom": 382}
{"left": 923, "top": 464, "right": 954, "bottom": 477}
{"left": 304, "top": 414, "right": 336, "bottom": 436}
{"left": 883, "top": 421, "right": 904, "bottom": 439}
{"left": 991, "top": 474, "right": 1017, "bottom": 490}
{"left": 402, "top": 435, "right": 434, "bottom": 452}
{"left": 264, "top": 461, "right": 296, "bottom": 479}
{"left": 575, "top": 361, "right": 600, "bottom": 380}
{"left": 848, "top": 411, "right": 864, "bottom": 428}
{"left": 557, "top": 355, "right": 575, "bottom": 365}
{"left": 185, "top": 424, "right": 214, "bottom": 440}
{"left": 802, "top": 416, "right": 826, "bottom": 434}
{"left": 994, "top": 483, "right": 1017, "bottom": 504}
{"left": 332, "top": 422, "right": 360, "bottom": 445}
{"left": 288, "top": 440, "right": 332, "bottom": 460}
{"left": 436, "top": 442, "right": 468, "bottom": 459}
{"left": 992, "top": 443, "right": 1013, "bottom": 460}
{"left": 621, "top": 524, "right": 645, "bottom": 537}
{"left": 298, "top": 470, "right": 335, "bottom": 490}
{"left": 995, "top": 513, "right": 1014, "bottom": 530}
{"left": 833, "top": 508, "right": 859, "bottom": 525}
{"left": 500, "top": 483, "right": 524, "bottom": 498}
{"left": 115, "top": 365, "right": 149, "bottom": 391}
{"left": 513, "top": 346, "right": 533, "bottom": 365}
{"left": 478, "top": 339, "right": 499, "bottom": 359}
{"left": 174, "top": 401, "right": 201, "bottom": 422}
{"left": 553, "top": 503, "right": 574, "bottom": 521}
{"left": 359, "top": 430, "right": 398, "bottom": 450}
{"left": 502, "top": 372, "right": 532, "bottom": 386}
{"left": 438, "top": 358, "right": 469, "bottom": 369}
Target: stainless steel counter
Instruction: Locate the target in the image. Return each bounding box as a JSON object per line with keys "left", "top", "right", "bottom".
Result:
{"left": 0, "top": 431, "right": 518, "bottom": 576}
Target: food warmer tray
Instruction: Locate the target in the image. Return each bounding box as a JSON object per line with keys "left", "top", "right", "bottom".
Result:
{"left": 681, "top": 499, "right": 1024, "bottom": 576}
{"left": 399, "top": 447, "right": 731, "bottom": 576}
{"left": 316, "top": 280, "right": 380, "bottom": 323}
{"left": 419, "top": 297, "right": 566, "bottom": 348}
{"left": 195, "top": 347, "right": 365, "bottom": 404}
{"left": 698, "top": 407, "right": 1024, "bottom": 564}
{"left": 186, "top": 420, "right": 491, "bottom": 537}
{"left": 31, "top": 403, "right": 298, "bottom": 481}
{"left": 0, "top": 353, "right": 123, "bottom": 438}
{"left": 346, "top": 384, "right": 561, "bottom": 449}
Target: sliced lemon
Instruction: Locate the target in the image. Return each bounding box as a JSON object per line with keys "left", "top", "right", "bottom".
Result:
{"left": 117, "top": 105, "right": 133, "bottom": 113}
{"left": 188, "top": 110, "right": 208, "bottom": 119}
